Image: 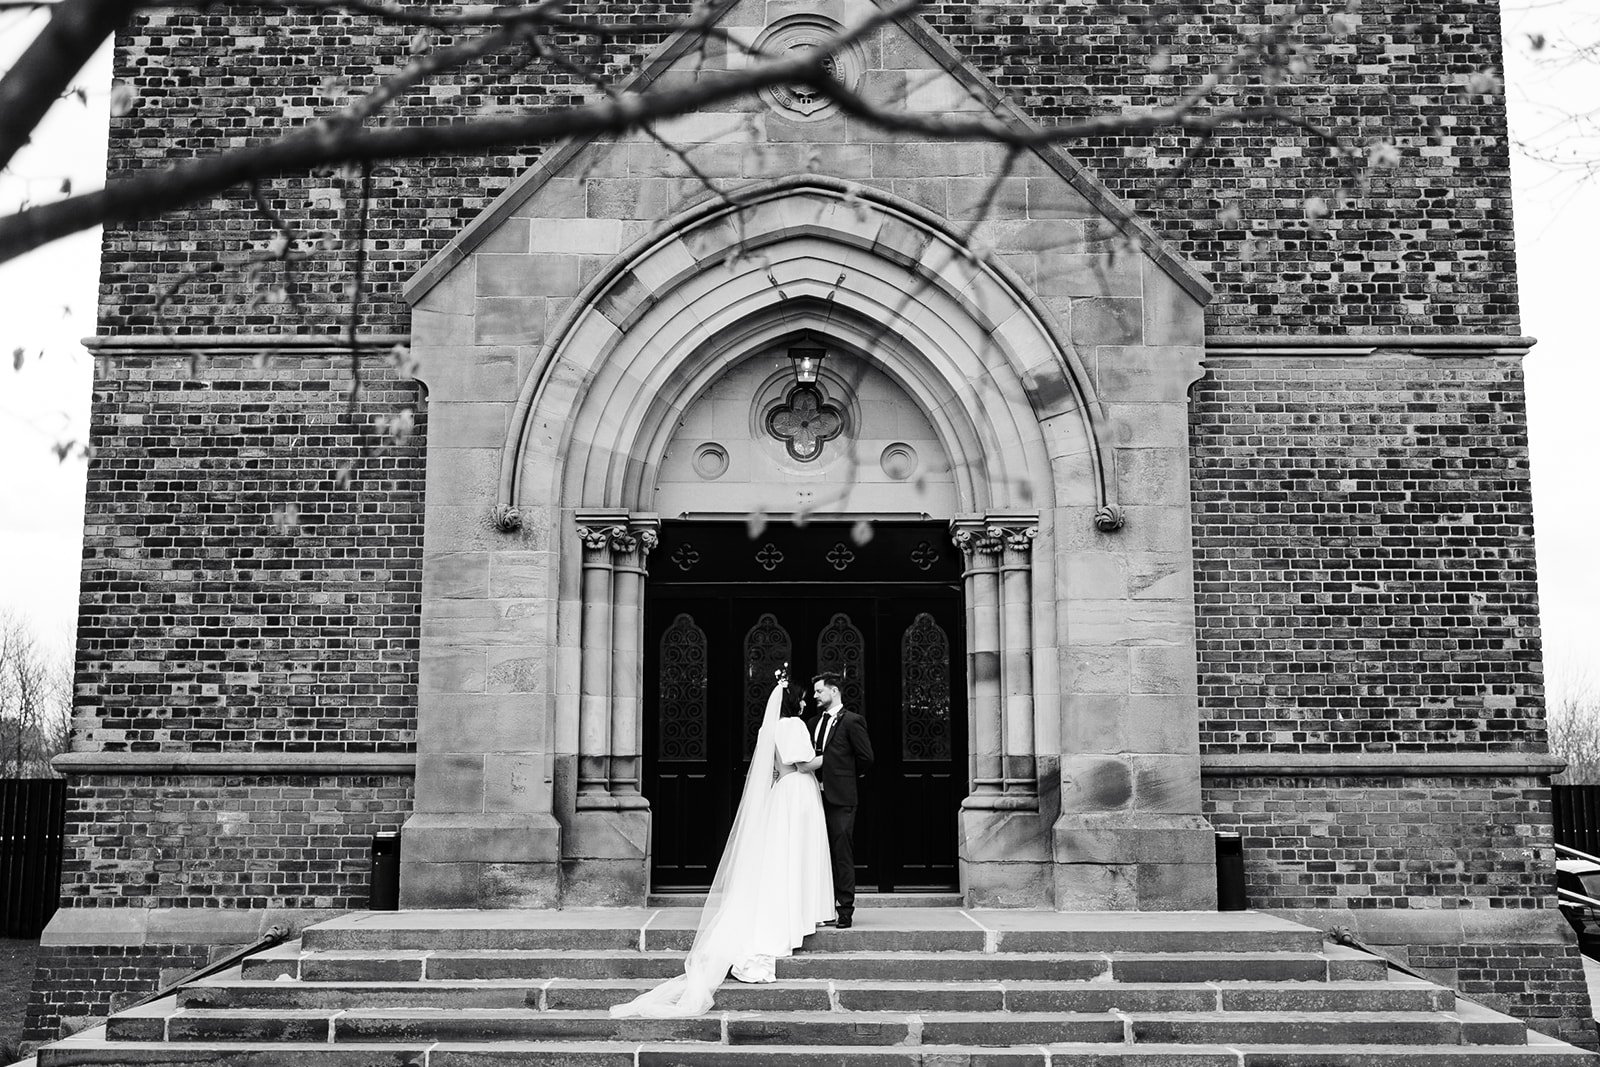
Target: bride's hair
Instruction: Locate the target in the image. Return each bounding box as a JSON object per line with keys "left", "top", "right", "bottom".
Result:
{"left": 779, "top": 685, "right": 806, "bottom": 718}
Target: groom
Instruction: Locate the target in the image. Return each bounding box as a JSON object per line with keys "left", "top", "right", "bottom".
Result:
{"left": 806, "top": 672, "right": 874, "bottom": 929}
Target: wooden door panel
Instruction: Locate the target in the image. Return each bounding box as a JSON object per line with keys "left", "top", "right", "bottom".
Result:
{"left": 644, "top": 522, "right": 965, "bottom": 894}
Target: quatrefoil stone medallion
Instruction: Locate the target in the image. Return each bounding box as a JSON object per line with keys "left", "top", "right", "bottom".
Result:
{"left": 766, "top": 383, "right": 844, "bottom": 462}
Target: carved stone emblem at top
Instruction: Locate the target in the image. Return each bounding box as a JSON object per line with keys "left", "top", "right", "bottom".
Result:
{"left": 754, "top": 15, "right": 866, "bottom": 122}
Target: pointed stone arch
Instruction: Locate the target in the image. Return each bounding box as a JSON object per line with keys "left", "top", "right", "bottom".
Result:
{"left": 510, "top": 181, "right": 1092, "bottom": 903}
{"left": 497, "top": 177, "right": 1116, "bottom": 526}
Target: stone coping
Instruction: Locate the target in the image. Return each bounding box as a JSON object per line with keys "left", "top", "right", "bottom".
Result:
{"left": 52, "top": 752, "right": 417, "bottom": 776}
{"left": 1201, "top": 752, "right": 1564, "bottom": 777}
{"left": 1206, "top": 334, "right": 1535, "bottom": 357}
{"left": 84, "top": 334, "right": 409, "bottom": 353}
{"left": 1269, "top": 908, "right": 1576, "bottom": 948}
{"left": 39, "top": 907, "right": 348, "bottom": 947}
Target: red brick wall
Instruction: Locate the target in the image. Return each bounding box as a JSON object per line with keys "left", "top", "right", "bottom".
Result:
{"left": 1191, "top": 356, "right": 1544, "bottom": 755}
{"left": 60, "top": 774, "right": 412, "bottom": 908}
{"left": 1203, "top": 775, "right": 1552, "bottom": 910}
{"left": 98, "top": 0, "right": 1517, "bottom": 337}
{"left": 24, "top": 944, "right": 209, "bottom": 1045}
{"left": 1204, "top": 775, "right": 1595, "bottom": 1048}
{"left": 76, "top": 354, "right": 424, "bottom": 754}
{"left": 1411, "top": 941, "right": 1596, "bottom": 1049}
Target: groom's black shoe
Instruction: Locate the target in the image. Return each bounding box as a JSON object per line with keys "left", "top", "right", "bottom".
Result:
{"left": 835, "top": 916, "right": 853, "bottom": 929}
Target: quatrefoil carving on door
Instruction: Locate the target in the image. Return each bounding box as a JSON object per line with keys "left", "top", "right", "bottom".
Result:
{"left": 766, "top": 383, "right": 844, "bottom": 462}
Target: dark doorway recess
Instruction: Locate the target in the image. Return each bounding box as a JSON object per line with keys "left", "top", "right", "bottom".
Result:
{"left": 644, "top": 520, "right": 966, "bottom": 893}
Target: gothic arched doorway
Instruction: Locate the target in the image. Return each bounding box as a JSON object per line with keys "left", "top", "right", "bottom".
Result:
{"left": 644, "top": 520, "right": 966, "bottom": 892}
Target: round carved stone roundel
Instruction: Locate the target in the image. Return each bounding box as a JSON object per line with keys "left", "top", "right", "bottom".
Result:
{"left": 692, "top": 442, "right": 730, "bottom": 480}
{"left": 755, "top": 16, "right": 865, "bottom": 121}
{"left": 880, "top": 442, "right": 918, "bottom": 481}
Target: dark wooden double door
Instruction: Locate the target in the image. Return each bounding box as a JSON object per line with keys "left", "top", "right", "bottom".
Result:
{"left": 643, "top": 521, "right": 966, "bottom": 893}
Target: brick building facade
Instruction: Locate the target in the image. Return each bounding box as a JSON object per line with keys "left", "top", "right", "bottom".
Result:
{"left": 28, "top": 0, "right": 1592, "bottom": 1051}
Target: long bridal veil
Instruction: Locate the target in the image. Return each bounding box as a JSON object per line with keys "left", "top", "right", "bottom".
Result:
{"left": 609, "top": 682, "right": 788, "bottom": 1018}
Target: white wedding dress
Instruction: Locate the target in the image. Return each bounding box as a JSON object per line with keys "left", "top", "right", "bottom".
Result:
{"left": 610, "top": 684, "right": 835, "bottom": 1016}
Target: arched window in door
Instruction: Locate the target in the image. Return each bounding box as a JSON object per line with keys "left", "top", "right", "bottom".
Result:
{"left": 902, "top": 612, "right": 952, "bottom": 761}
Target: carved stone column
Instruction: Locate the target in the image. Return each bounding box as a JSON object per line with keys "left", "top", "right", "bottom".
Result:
{"left": 997, "top": 522, "right": 1037, "bottom": 797}
{"left": 575, "top": 516, "right": 623, "bottom": 800}
{"left": 952, "top": 520, "right": 1004, "bottom": 797}
{"left": 952, "top": 513, "right": 1048, "bottom": 907}
{"left": 609, "top": 517, "right": 658, "bottom": 800}
{"left": 565, "top": 510, "right": 654, "bottom": 906}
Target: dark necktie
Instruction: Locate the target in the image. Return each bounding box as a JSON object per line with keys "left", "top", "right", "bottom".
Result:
{"left": 816, "top": 712, "right": 836, "bottom": 752}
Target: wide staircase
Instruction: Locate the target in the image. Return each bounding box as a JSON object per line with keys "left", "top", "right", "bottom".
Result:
{"left": 36, "top": 907, "right": 1598, "bottom": 1065}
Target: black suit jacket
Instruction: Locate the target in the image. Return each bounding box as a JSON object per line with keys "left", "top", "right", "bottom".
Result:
{"left": 805, "top": 708, "right": 874, "bottom": 806}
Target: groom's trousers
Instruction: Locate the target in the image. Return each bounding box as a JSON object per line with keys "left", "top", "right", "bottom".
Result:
{"left": 822, "top": 801, "right": 857, "bottom": 921}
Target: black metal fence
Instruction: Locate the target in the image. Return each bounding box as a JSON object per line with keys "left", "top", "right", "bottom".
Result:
{"left": 1552, "top": 785, "right": 1600, "bottom": 859}
{"left": 0, "top": 778, "right": 66, "bottom": 938}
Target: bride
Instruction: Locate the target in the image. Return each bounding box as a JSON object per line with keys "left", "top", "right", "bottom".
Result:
{"left": 610, "top": 667, "right": 835, "bottom": 1017}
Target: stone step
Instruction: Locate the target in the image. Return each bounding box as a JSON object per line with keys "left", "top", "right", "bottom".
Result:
{"left": 110, "top": 1006, "right": 1521, "bottom": 1049}
{"left": 242, "top": 945, "right": 1383, "bottom": 984}
{"left": 40, "top": 1040, "right": 1598, "bottom": 1067}
{"left": 300, "top": 908, "right": 1328, "bottom": 955}
{"left": 647, "top": 891, "right": 965, "bottom": 908}
{"left": 176, "top": 977, "right": 1454, "bottom": 1014}
{"left": 39, "top": 911, "right": 1595, "bottom": 1067}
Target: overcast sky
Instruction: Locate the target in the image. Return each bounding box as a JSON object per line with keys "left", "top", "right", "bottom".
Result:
{"left": 0, "top": 3, "right": 1595, "bottom": 706}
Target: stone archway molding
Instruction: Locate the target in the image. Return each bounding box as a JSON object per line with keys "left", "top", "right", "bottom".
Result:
{"left": 494, "top": 176, "right": 1124, "bottom": 531}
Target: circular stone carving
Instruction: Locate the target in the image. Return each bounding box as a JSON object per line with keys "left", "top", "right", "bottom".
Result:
{"left": 754, "top": 16, "right": 865, "bottom": 122}
{"left": 880, "top": 442, "right": 919, "bottom": 481}
{"left": 692, "top": 442, "right": 730, "bottom": 480}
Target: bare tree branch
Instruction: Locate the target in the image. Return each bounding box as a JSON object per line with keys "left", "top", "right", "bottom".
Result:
{"left": 0, "top": 0, "right": 137, "bottom": 173}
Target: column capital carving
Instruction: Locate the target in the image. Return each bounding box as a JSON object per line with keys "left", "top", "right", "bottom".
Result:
{"left": 997, "top": 525, "right": 1038, "bottom": 553}
{"left": 628, "top": 515, "right": 661, "bottom": 558}
{"left": 952, "top": 514, "right": 1038, "bottom": 558}
{"left": 574, "top": 510, "right": 631, "bottom": 555}
{"left": 951, "top": 526, "right": 1003, "bottom": 558}
{"left": 576, "top": 524, "right": 626, "bottom": 552}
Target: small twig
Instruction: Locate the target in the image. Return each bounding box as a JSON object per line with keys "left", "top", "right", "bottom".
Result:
{"left": 344, "top": 161, "right": 371, "bottom": 417}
